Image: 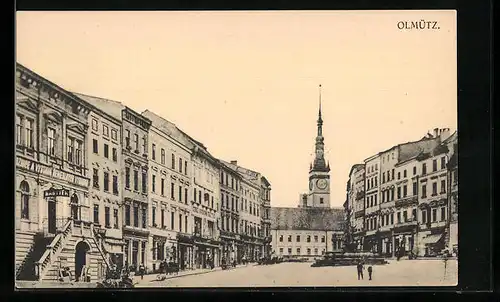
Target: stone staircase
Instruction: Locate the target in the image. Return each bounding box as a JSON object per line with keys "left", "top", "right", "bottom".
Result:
{"left": 16, "top": 232, "right": 52, "bottom": 280}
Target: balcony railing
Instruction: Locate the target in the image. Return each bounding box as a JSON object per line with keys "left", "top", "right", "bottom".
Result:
{"left": 395, "top": 196, "right": 418, "bottom": 208}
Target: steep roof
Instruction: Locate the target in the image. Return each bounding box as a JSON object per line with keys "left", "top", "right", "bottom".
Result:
{"left": 271, "top": 207, "right": 345, "bottom": 231}
{"left": 141, "top": 110, "right": 196, "bottom": 150}
{"left": 73, "top": 92, "right": 124, "bottom": 121}
{"left": 348, "top": 164, "right": 365, "bottom": 177}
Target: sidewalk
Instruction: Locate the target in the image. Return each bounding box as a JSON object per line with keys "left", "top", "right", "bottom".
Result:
{"left": 133, "top": 263, "right": 253, "bottom": 284}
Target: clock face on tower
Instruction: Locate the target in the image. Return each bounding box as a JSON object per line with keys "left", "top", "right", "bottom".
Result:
{"left": 316, "top": 179, "right": 328, "bottom": 190}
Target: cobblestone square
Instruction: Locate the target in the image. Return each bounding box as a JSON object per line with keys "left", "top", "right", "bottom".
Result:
{"left": 135, "top": 259, "right": 457, "bottom": 287}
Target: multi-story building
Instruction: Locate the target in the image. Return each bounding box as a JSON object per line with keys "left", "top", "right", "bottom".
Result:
{"left": 344, "top": 128, "right": 454, "bottom": 257}
{"left": 15, "top": 64, "right": 111, "bottom": 282}
{"left": 362, "top": 154, "right": 380, "bottom": 253}
{"left": 141, "top": 110, "right": 196, "bottom": 271}
{"left": 270, "top": 208, "right": 345, "bottom": 260}
{"left": 446, "top": 133, "right": 458, "bottom": 254}
{"left": 219, "top": 162, "right": 243, "bottom": 264}
{"left": 259, "top": 176, "right": 272, "bottom": 257}
{"left": 344, "top": 164, "right": 365, "bottom": 251}
{"left": 223, "top": 161, "right": 264, "bottom": 262}
{"left": 189, "top": 139, "right": 221, "bottom": 269}
{"left": 86, "top": 100, "right": 124, "bottom": 274}
{"left": 415, "top": 129, "right": 453, "bottom": 256}
{"left": 77, "top": 93, "right": 153, "bottom": 271}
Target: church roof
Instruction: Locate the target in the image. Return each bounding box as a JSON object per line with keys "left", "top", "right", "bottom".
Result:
{"left": 271, "top": 207, "right": 345, "bottom": 231}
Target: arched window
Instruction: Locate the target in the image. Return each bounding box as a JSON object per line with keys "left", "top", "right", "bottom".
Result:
{"left": 20, "top": 181, "right": 30, "bottom": 219}
{"left": 71, "top": 194, "right": 79, "bottom": 220}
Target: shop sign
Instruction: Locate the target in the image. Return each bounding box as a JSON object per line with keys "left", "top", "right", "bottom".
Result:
{"left": 44, "top": 188, "right": 70, "bottom": 198}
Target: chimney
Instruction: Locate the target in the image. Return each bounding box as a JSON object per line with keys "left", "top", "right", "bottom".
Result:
{"left": 433, "top": 128, "right": 439, "bottom": 138}
{"left": 230, "top": 160, "right": 238, "bottom": 166}
{"left": 439, "top": 128, "right": 451, "bottom": 141}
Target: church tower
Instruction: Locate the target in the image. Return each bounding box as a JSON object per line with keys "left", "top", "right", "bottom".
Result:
{"left": 307, "top": 85, "right": 331, "bottom": 208}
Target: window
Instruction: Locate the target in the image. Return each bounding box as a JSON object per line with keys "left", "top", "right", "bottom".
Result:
{"left": 297, "top": 248, "right": 301, "bottom": 255}
{"left": 287, "top": 248, "right": 292, "bottom": 255}
{"left": 67, "top": 137, "right": 75, "bottom": 162}
{"left": 152, "top": 175, "right": 156, "bottom": 193}
{"left": 412, "top": 182, "right": 417, "bottom": 195}
{"left": 93, "top": 168, "right": 99, "bottom": 188}
{"left": 112, "top": 148, "right": 117, "bottom": 162}
{"left": 184, "top": 161, "right": 188, "bottom": 175}
{"left": 403, "top": 185, "right": 407, "bottom": 197}
{"left": 142, "top": 136, "right": 147, "bottom": 154}
{"left": 161, "top": 149, "right": 165, "bottom": 165}
{"left": 92, "top": 119, "right": 98, "bottom": 131}
{"left": 441, "top": 207, "right": 446, "bottom": 221}
{"left": 125, "top": 130, "right": 130, "bottom": 148}
{"left": 397, "top": 212, "right": 401, "bottom": 223}
{"left": 111, "top": 129, "right": 118, "bottom": 141}
{"left": 161, "top": 209, "right": 165, "bottom": 228}
{"left": 20, "top": 181, "right": 30, "bottom": 219}
{"left": 134, "top": 134, "right": 139, "bottom": 151}
{"left": 142, "top": 207, "right": 147, "bottom": 228}
{"left": 152, "top": 207, "right": 156, "bottom": 226}
{"left": 125, "top": 205, "right": 131, "bottom": 226}
{"left": 314, "top": 248, "right": 318, "bottom": 255}
{"left": 413, "top": 166, "right": 417, "bottom": 175}
{"left": 92, "top": 139, "right": 98, "bottom": 154}
{"left": 397, "top": 187, "right": 401, "bottom": 199}
{"left": 296, "top": 235, "right": 300, "bottom": 242}
{"left": 103, "top": 172, "right": 109, "bottom": 192}
{"left": 171, "top": 154, "right": 175, "bottom": 169}
{"left": 152, "top": 144, "right": 156, "bottom": 160}
{"left": 171, "top": 211, "right": 175, "bottom": 230}
{"left": 179, "top": 158, "right": 183, "bottom": 173}
{"left": 161, "top": 178, "right": 165, "bottom": 196}
{"left": 113, "top": 209, "right": 119, "bottom": 229}
{"left": 288, "top": 235, "right": 292, "bottom": 242}
{"left": 279, "top": 235, "right": 283, "bottom": 242}
{"left": 170, "top": 183, "right": 175, "bottom": 199}
{"left": 93, "top": 204, "right": 99, "bottom": 224}
{"left": 403, "top": 210, "right": 408, "bottom": 222}
{"left": 307, "top": 235, "right": 311, "bottom": 242}
{"left": 314, "top": 235, "right": 318, "bottom": 242}
{"left": 422, "top": 184, "right": 427, "bottom": 198}
{"left": 441, "top": 156, "right": 446, "bottom": 169}
{"left": 392, "top": 169, "right": 395, "bottom": 179}
{"left": 104, "top": 144, "right": 109, "bottom": 158}
{"left": 47, "top": 128, "right": 56, "bottom": 156}
{"left": 25, "top": 119, "right": 33, "bottom": 148}
{"left": 320, "top": 197, "right": 324, "bottom": 204}
{"left": 432, "top": 159, "right": 437, "bottom": 172}
{"left": 307, "top": 248, "right": 311, "bottom": 255}
{"left": 422, "top": 163, "right": 427, "bottom": 175}
{"left": 105, "top": 207, "right": 110, "bottom": 228}
{"left": 185, "top": 188, "right": 188, "bottom": 204}
{"left": 397, "top": 172, "right": 401, "bottom": 180}
{"left": 179, "top": 214, "right": 182, "bottom": 232}
{"left": 16, "top": 115, "right": 22, "bottom": 145}
{"left": 125, "top": 167, "right": 130, "bottom": 189}
{"left": 403, "top": 169, "right": 407, "bottom": 178}
{"left": 142, "top": 172, "right": 147, "bottom": 194}
{"left": 441, "top": 180, "right": 446, "bottom": 193}
{"left": 178, "top": 185, "right": 182, "bottom": 202}
{"left": 432, "top": 182, "right": 437, "bottom": 196}
{"left": 412, "top": 209, "right": 416, "bottom": 220}
{"left": 391, "top": 213, "right": 394, "bottom": 224}
{"left": 133, "top": 170, "right": 139, "bottom": 191}
{"left": 382, "top": 172, "right": 385, "bottom": 183}
{"left": 422, "top": 210, "right": 427, "bottom": 224}
{"left": 432, "top": 209, "right": 437, "bottom": 222}
{"left": 103, "top": 124, "right": 109, "bottom": 137}
{"left": 112, "top": 175, "right": 118, "bottom": 194}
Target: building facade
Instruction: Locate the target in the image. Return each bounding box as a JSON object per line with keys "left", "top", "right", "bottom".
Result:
{"left": 344, "top": 164, "right": 365, "bottom": 251}
{"left": 344, "top": 128, "right": 456, "bottom": 258}
{"left": 15, "top": 64, "right": 109, "bottom": 282}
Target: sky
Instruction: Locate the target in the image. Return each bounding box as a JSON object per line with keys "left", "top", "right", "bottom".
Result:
{"left": 16, "top": 10, "right": 457, "bottom": 208}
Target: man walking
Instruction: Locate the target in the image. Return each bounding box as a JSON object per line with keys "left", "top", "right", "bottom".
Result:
{"left": 357, "top": 261, "right": 364, "bottom": 280}
{"left": 367, "top": 265, "right": 373, "bottom": 281}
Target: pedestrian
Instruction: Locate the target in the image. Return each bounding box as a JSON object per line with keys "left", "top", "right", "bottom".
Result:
{"left": 139, "top": 263, "right": 145, "bottom": 280}
{"left": 367, "top": 265, "right": 373, "bottom": 281}
{"left": 356, "top": 261, "right": 364, "bottom": 280}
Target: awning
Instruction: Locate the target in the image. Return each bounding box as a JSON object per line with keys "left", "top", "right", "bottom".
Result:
{"left": 422, "top": 233, "right": 444, "bottom": 245}
{"left": 194, "top": 241, "right": 220, "bottom": 249}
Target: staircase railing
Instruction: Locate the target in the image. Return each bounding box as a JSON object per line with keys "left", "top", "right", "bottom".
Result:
{"left": 34, "top": 219, "right": 73, "bottom": 281}
{"left": 90, "top": 225, "right": 112, "bottom": 273}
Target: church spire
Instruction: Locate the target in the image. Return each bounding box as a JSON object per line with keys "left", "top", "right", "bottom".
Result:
{"left": 310, "top": 84, "right": 330, "bottom": 173}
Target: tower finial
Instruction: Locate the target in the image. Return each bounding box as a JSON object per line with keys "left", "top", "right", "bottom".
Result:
{"left": 319, "top": 84, "right": 322, "bottom": 118}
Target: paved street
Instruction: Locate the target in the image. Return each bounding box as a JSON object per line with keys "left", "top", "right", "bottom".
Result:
{"left": 135, "top": 259, "right": 457, "bottom": 287}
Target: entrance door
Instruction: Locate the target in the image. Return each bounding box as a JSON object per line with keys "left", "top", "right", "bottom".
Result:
{"left": 48, "top": 198, "right": 57, "bottom": 234}
{"left": 75, "top": 241, "right": 90, "bottom": 282}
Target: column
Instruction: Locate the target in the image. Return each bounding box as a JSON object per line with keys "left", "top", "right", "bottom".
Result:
{"left": 61, "top": 113, "right": 67, "bottom": 170}
{"left": 391, "top": 235, "right": 395, "bottom": 257}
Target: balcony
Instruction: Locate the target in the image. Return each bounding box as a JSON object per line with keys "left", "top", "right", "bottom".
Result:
{"left": 393, "top": 219, "right": 418, "bottom": 233}
{"left": 395, "top": 196, "right": 418, "bottom": 208}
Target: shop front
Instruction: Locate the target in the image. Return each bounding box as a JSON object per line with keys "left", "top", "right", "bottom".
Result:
{"left": 177, "top": 233, "right": 194, "bottom": 270}
{"left": 194, "top": 239, "right": 220, "bottom": 269}
{"left": 123, "top": 228, "right": 149, "bottom": 272}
